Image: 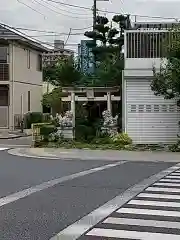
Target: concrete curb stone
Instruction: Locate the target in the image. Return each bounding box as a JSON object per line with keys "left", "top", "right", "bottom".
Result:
{"left": 8, "top": 147, "right": 180, "bottom": 162}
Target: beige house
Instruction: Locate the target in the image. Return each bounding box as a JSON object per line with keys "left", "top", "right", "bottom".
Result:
{"left": 0, "top": 24, "right": 48, "bottom": 130}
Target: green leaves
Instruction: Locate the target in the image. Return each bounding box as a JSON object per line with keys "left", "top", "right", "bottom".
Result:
{"left": 43, "top": 58, "right": 81, "bottom": 87}
{"left": 151, "top": 28, "right": 180, "bottom": 100}
{"left": 42, "top": 88, "right": 63, "bottom": 108}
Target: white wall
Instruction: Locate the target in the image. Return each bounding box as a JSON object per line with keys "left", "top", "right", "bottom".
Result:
{"left": 13, "top": 43, "right": 42, "bottom": 85}
{"left": 12, "top": 42, "right": 43, "bottom": 115}
{"left": 13, "top": 82, "right": 42, "bottom": 115}
{"left": 8, "top": 42, "right": 43, "bottom": 129}
{"left": 124, "top": 58, "right": 161, "bottom": 77}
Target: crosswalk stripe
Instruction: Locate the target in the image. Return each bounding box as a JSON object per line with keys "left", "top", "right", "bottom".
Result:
{"left": 170, "top": 173, "right": 180, "bottom": 176}
{"left": 153, "top": 182, "right": 180, "bottom": 187}
{"left": 138, "top": 193, "right": 180, "bottom": 199}
{"left": 117, "top": 208, "right": 180, "bottom": 217}
{"left": 83, "top": 169, "right": 180, "bottom": 240}
{"left": 86, "top": 228, "right": 180, "bottom": 239}
{"left": 103, "top": 217, "right": 180, "bottom": 229}
{"left": 159, "top": 179, "right": 180, "bottom": 183}
{"left": 146, "top": 187, "right": 180, "bottom": 192}
{"left": 128, "top": 199, "right": 180, "bottom": 208}
{"left": 165, "top": 176, "right": 180, "bottom": 179}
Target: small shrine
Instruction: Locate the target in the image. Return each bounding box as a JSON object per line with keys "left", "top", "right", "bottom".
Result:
{"left": 59, "top": 87, "right": 121, "bottom": 139}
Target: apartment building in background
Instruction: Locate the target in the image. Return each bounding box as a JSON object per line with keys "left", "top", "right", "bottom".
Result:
{"left": 42, "top": 40, "right": 74, "bottom": 66}
{"left": 0, "top": 24, "right": 48, "bottom": 130}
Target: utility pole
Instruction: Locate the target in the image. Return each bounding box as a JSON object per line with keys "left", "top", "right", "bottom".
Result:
{"left": 93, "top": 0, "right": 97, "bottom": 31}
{"left": 93, "top": 0, "right": 97, "bottom": 72}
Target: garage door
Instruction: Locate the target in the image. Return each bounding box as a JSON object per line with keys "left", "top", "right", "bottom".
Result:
{"left": 125, "top": 79, "right": 180, "bottom": 144}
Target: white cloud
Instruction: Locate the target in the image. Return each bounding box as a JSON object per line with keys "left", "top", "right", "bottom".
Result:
{"left": 0, "top": 0, "right": 179, "bottom": 52}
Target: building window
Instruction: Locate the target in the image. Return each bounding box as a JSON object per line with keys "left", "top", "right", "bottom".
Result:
{"left": 0, "top": 85, "right": 9, "bottom": 106}
{"left": 37, "top": 54, "right": 42, "bottom": 71}
{"left": 28, "top": 91, "right": 30, "bottom": 112}
{"left": 27, "top": 50, "right": 30, "bottom": 69}
{"left": 0, "top": 47, "right": 8, "bottom": 63}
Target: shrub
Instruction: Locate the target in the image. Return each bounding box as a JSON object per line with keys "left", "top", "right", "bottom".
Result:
{"left": 40, "top": 124, "right": 57, "bottom": 142}
{"left": 111, "top": 133, "right": 132, "bottom": 146}
{"left": 24, "top": 112, "right": 43, "bottom": 129}
{"left": 91, "top": 132, "right": 111, "bottom": 145}
{"left": 169, "top": 141, "right": 180, "bottom": 152}
{"left": 42, "top": 113, "right": 51, "bottom": 122}
{"left": 75, "top": 124, "right": 95, "bottom": 142}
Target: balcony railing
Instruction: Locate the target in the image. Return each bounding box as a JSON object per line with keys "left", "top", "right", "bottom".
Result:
{"left": 0, "top": 63, "right": 9, "bottom": 81}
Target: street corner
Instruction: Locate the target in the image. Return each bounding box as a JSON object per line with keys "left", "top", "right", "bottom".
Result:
{"left": 7, "top": 147, "right": 60, "bottom": 160}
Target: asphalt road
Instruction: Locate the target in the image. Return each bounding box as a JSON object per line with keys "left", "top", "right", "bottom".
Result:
{"left": 0, "top": 150, "right": 175, "bottom": 240}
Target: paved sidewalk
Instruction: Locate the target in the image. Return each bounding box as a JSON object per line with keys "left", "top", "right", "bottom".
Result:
{"left": 0, "top": 130, "right": 30, "bottom": 139}
{"left": 8, "top": 147, "right": 180, "bottom": 162}
{"left": 0, "top": 136, "right": 31, "bottom": 146}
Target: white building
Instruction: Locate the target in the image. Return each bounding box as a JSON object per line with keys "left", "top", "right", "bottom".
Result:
{"left": 123, "top": 22, "right": 180, "bottom": 144}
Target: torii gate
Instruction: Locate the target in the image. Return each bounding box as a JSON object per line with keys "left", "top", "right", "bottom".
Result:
{"left": 61, "top": 87, "right": 121, "bottom": 128}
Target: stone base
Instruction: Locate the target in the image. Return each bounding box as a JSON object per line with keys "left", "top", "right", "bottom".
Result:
{"left": 101, "top": 126, "right": 118, "bottom": 136}
{"left": 57, "top": 127, "right": 74, "bottom": 139}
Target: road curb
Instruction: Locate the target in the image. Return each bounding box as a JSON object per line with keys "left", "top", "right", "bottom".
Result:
{"left": 7, "top": 148, "right": 180, "bottom": 162}
{"left": 8, "top": 148, "right": 60, "bottom": 160}
{"left": 8, "top": 148, "right": 121, "bottom": 161}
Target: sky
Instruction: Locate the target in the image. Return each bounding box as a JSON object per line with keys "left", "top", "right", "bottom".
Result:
{"left": 0, "top": 0, "right": 179, "bottom": 52}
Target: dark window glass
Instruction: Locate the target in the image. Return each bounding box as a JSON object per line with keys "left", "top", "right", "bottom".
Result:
{"left": 27, "top": 50, "right": 30, "bottom": 69}
{"left": 28, "top": 91, "right": 30, "bottom": 112}
{"left": 0, "top": 86, "right": 8, "bottom": 106}
{"left": 37, "top": 54, "right": 42, "bottom": 71}
{"left": 0, "top": 47, "right": 8, "bottom": 63}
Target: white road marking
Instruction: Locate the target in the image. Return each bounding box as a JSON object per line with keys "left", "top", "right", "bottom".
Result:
{"left": 0, "top": 161, "right": 125, "bottom": 207}
{"left": 146, "top": 186, "right": 180, "bottom": 192}
{"left": 154, "top": 182, "right": 180, "bottom": 187}
{"left": 50, "top": 164, "right": 180, "bottom": 240}
{"left": 165, "top": 176, "right": 180, "bottom": 179}
{"left": 138, "top": 193, "right": 180, "bottom": 199}
{"left": 159, "top": 179, "right": 180, "bottom": 183}
{"left": 170, "top": 173, "right": 180, "bottom": 176}
{"left": 128, "top": 199, "right": 180, "bottom": 208}
{"left": 103, "top": 217, "right": 180, "bottom": 229}
{"left": 87, "top": 228, "right": 180, "bottom": 239}
{"left": 0, "top": 148, "right": 9, "bottom": 151}
{"left": 117, "top": 208, "right": 180, "bottom": 217}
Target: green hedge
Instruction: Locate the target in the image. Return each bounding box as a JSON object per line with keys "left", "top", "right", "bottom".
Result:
{"left": 24, "top": 112, "right": 50, "bottom": 129}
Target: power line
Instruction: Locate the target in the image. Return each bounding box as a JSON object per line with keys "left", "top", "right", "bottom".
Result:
{"left": 41, "top": 0, "right": 91, "bottom": 16}
{"left": 45, "top": 0, "right": 178, "bottom": 20}
{"left": 17, "top": 0, "right": 47, "bottom": 18}
{"left": 28, "top": 32, "right": 85, "bottom": 37}
{"left": 14, "top": 25, "right": 92, "bottom": 33}
{"left": 0, "top": 22, "right": 80, "bottom": 54}
{"left": 64, "top": 28, "right": 72, "bottom": 45}
{"left": 45, "top": 0, "right": 92, "bottom": 11}
{"left": 29, "top": 0, "right": 91, "bottom": 19}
